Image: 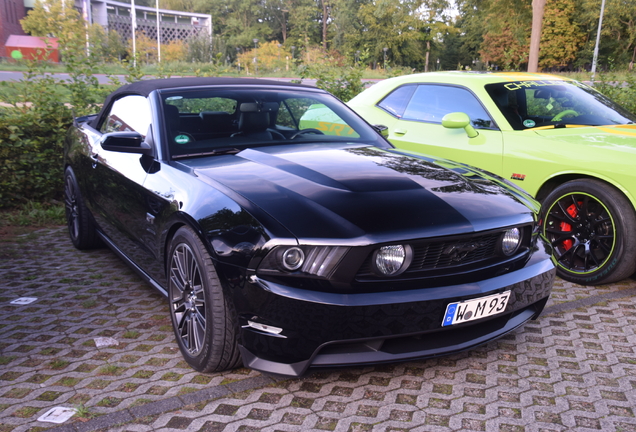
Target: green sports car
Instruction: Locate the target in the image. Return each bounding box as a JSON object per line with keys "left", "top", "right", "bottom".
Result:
{"left": 348, "top": 71, "right": 636, "bottom": 285}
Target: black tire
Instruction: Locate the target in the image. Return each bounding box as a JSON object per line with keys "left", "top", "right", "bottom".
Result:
{"left": 542, "top": 179, "right": 636, "bottom": 285}
{"left": 168, "top": 226, "right": 242, "bottom": 372}
{"left": 64, "top": 166, "right": 101, "bottom": 250}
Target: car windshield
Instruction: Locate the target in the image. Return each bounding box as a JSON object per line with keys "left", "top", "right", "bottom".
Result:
{"left": 485, "top": 80, "right": 636, "bottom": 130}
{"left": 160, "top": 88, "right": 387, "bottom": 159}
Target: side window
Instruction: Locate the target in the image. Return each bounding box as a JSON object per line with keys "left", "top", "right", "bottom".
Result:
{"left": 101, "top": 95, "right": 152, "bottom": 136}
{"left": 403, "top": 85, "right": 494, "bottom": 128}
{"left": 377, "top": 85, "right": 416, "bottom": 118}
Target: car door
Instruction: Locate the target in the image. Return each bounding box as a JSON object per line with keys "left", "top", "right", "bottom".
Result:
{"left": 87, "top": 95, "right": 157, "bottom": 262}
{"left": 381, "top": 84, "right": 505, "bottom": 176}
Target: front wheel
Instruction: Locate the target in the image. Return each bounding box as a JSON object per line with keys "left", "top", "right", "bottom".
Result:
{"left": 542, "top": 179, "right": 636, "bottom": 285}
{"left": 168, "top": 226, "right": 242, "bottom": 372}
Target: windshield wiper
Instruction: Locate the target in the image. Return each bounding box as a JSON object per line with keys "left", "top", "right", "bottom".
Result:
{"left": 172, "top": 147, "right": 241, "bottom": 160}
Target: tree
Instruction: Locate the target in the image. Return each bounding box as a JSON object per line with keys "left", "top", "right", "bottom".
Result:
{"left": 89, "top": 26, "right": 127, "bottom": 62}
{"left": 481, "top": 24, "right": 529, "bottom": 70}
{"left": 539, "top": 0, "right": 583, "bottom": 69}
{"left": 479, "top": 0, "right": 532, "bottom": 70}
{"left": 355, "top": 0, "right": 424, "bottom": 68}
{"left": 21, "top": 0, "right": 87, "bottom": 58}
{"left": 528, "top": 0, "right": 545, "bottom": 72}
{"left": 575, "top": 0, "right": 636, "bottom": 69}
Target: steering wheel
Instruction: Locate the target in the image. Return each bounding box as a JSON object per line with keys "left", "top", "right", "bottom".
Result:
{"left": 290, "top": 128, "right": 325, "bottom": 139}
{"left": 551, "top": 109, "right": 579, "bottom": 122}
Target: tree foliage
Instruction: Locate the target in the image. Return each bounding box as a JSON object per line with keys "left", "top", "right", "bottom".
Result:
{"left": 52, "top": 0, "right": 629, "bottom": 72}
{"left": 539, "top": 0, "right": 583, "bottom": 69}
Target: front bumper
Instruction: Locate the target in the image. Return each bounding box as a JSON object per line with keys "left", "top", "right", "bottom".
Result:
{"left": 236, "top": 240, "right": 555, "bottom": 377}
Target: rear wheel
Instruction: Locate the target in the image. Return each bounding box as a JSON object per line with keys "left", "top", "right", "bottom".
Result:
{"left": 168, "top": 226, "right": 242, "bottom": 372}
{"left": 542, "top": 179, "right": 636, "bottom": 285}
{"left": 64, "top": 166, "right": 101, "bottom": 250}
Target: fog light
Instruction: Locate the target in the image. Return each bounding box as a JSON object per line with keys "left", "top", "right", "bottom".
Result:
{"left": 501, "top": 228, "right": 521, "bottom": 256}
{"left": 374, "top": 245, "right": 412, "bottom": 276}
{"left": 282, "top": 247, "right": 304, "bottom": 271}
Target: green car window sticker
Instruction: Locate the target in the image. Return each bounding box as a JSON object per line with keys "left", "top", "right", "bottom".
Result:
{"left": 175, "top": 134, "right": 191, "bottom": 144}
{"left": 523, "top": 119, "right": 536, "bottom": 128}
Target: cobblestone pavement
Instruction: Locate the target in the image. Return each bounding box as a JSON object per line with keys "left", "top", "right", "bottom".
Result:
{"left": 1, "top": 228, "right": 636, "bottom": 432}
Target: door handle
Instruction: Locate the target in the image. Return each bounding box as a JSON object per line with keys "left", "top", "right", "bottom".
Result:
{"left": 394, "top": 129, "right": 407, "bottom": 135}
{"left": 90, "top": 154, "right": 98, "bottom": 169}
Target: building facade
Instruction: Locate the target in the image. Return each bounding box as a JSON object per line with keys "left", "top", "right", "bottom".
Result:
{"left": 0, "top": 0, "right": 211, "bottom": 59}
{"left": 82, "top": 0, "right": 211, "bottom": 44}
{"left": 0, "top": 0, "right": 26, "bottom": 57}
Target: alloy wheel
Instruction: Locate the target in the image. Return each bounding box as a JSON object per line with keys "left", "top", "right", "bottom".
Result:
{"left": 170, "top": 243, "right": 207, "bottom": 356}
{"left": 544, "top": 192, "right": 615, "bottom": 274}
{"left": 64, "top": 175, "right": 80, "bottom": 241}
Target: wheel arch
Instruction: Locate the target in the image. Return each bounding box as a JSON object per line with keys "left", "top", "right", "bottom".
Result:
{"left": 162, "top": 216, "right": 214, "bottom": 280}
{"left": 535, "top": 173, "right": 636, "bottom": 211}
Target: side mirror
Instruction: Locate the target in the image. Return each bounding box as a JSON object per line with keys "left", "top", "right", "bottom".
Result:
{"left": 100, "top": 132, "right": 153, "bottom": 155}
{"left": 441, "top": 112, "right": 479, "bottom": 138}
{"left": 372, "top": 124, "right": 389, "bottom": 138}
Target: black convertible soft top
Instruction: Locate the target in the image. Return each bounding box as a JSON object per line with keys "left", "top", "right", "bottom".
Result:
{"left": 90, "top": 77, "right": 315, "bottom": 129}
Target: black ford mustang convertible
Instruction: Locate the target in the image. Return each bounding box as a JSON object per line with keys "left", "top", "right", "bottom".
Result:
{"left": 64, "top": 77, "right": 555, "bottom": 376}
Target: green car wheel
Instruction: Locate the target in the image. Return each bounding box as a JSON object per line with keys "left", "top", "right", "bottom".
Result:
{"left": 543, "top": 179, "right": 636, "bottom": 285}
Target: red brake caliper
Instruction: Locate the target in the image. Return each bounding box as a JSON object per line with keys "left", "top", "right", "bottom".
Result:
{"left": 559, "top": 202, "right": 580, "bottom": 250}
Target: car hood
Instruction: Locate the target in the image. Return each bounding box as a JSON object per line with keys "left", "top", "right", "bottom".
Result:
{"left": 184, "top": 143, "right": 536, "bottom": 242}
{"left": 532, "top": 124, "right": 636, "bottom": 149}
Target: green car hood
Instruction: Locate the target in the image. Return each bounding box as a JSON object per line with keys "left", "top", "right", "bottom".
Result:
{"left": 532, "top": 124, "right": 636, "bottom": 151}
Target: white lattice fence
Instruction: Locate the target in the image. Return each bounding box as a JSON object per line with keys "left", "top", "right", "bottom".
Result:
{"left": 107, "top": 15, "right": 207, "bottom": 43}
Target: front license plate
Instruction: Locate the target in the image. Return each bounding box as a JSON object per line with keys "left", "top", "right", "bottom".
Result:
{"left": 442, "top": 291, "right": 511, "bottom": 327}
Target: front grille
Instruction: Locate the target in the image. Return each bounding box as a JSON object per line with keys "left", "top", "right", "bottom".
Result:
{"left": 410, "top": 233, "right": 499, "bottom": 271}
{"left": 356, "top": 230, "right": 520, "bottom": 280}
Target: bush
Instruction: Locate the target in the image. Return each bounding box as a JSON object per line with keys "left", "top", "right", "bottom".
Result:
{"left": 0, "top": 78, "right": 72, "bottom": 208}
{"left": 0, "top": 54, "right": 104, "bottom": 209}
{"left": 593, "top": 73, "right": 636, "bottom": 115}
{"left": 298, "top": 64, "right": 366, "bottom": 101}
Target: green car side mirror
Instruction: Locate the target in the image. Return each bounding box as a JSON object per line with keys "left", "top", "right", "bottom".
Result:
{"left": 441, "top": 112, "right": 479, "bottom": 138}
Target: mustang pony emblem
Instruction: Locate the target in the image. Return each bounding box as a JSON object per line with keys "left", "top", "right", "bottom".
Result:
{"left": 443, "top": 242, "right": 487, "bottom": 262}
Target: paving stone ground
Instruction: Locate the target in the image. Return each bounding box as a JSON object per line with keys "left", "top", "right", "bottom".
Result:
{"left": 1, "top": 228, "right": 636, "bottom": 432}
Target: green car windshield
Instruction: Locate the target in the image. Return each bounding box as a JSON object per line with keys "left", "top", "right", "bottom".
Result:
{"left": 485, "top": 81, "right": 636, "bottom": 130}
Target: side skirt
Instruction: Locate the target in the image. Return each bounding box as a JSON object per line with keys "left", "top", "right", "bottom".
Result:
{"left": 97, "top": 230, "right": 168, "bottom": 298}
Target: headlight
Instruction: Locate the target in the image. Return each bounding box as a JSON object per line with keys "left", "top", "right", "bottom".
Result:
{"left": 258, "top": 245, "right": 349, "bottom": 278}
{"left": 372, "top": 245, "right": 413, "bottom": 276}
{"left": 282, "top": 247, "right": 304, "bottom": 271}
{"left": 500, "top": 228, "right": 522, "bottom": 256}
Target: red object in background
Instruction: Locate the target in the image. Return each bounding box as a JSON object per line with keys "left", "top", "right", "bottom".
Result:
{"left": 5, "top": 35, "right": 59, "bottom": 62}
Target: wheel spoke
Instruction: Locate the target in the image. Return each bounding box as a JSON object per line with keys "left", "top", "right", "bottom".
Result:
{"left": 555, "top": 242, "right": 576, "bottom": 263}
{"left": 556, "top": 197, "right": 578, "bottom": 224}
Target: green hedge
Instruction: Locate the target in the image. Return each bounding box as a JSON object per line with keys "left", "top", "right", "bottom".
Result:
{"left": 0, "top": 98, "right": 73, "bottom": 209}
